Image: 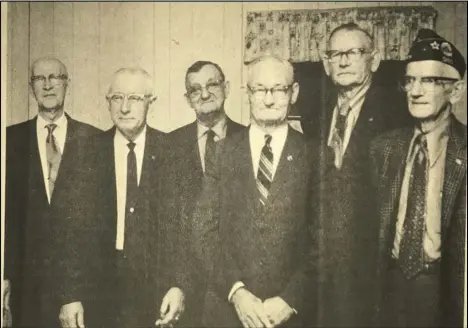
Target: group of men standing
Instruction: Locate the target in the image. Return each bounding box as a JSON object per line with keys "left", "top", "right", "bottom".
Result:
{"left": 3, "top": 23, "right": 466, "bottom": 328}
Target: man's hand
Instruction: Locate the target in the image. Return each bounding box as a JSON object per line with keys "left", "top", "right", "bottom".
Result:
{"left": 231, "top": 288, "right": 272, "bottom": 328}
{"left": 59, "top": 302, "right": 85, "bottom": 328}
{"left": 263, "top": 297, "right": 295, "bottom": 327}
{"left": 155, "top": 287, "right": 185, "bottom": 327}
{"left": 2, "top": 279, "right": 12, "bottom": 328}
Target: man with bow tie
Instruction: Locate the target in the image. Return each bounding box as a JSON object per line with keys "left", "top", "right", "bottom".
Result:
{"left": 192, "top": 55, "right": 318, "bottom": 327}
{"left": 4, "top": 57, "right": 100, "bottom": 327}
{"left": 370, "top": 29, "right": 467, "bottom": 328}
{"left": 51, "top": 67, "right": 187, "bottom": 328}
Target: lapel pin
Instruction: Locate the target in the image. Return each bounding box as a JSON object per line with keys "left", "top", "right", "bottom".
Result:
{"left": 287, "top": 155, "right": 293, "bottom": 161}
{"left": 368, "top": 117, "right": 374, "bottom": 122}
{"left": 455, "top": 158, "right": 462, "bottom": 165}
{"left": 151, "top": 155, "right": 156, "bottom": 160}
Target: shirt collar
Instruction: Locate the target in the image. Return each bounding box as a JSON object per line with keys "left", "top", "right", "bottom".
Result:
{"left": 37, "top": 111, "right": 67, "bottom": 130}
{"left": 197, "top": 116, "right": 227, "bottom": 140}
{"left": 250, "top": 122, "right": 288, "bottom": 143}
{"left": 413, "top": 115, "right": 450, "bottom": 167}
{"left": 114, "top": 125, "right": 147, "bottom": 149}
{"left": 337, "top": 77, "right": 372, "bottom": 113}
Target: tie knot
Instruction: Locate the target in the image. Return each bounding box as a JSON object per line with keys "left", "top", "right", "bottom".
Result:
{"left": 264, "top": 134, "right": 272, "bottom": 146}
{"left": 339, "top": 105, "right": 351, "bottom": 117}
{"left": 206, "top": 129, "right": 216, "bottom": 140}
{"left": 46, "top": 123, "right": 57, "bottom": 135}
{"left": 127, "top": 142, "right": 136, "bottom": 151}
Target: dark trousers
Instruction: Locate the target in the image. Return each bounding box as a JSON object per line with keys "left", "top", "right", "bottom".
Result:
{"left": 379, "top": 262, "right": 441, "bottom": 328}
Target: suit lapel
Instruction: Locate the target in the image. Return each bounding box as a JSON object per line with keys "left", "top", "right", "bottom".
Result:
{"left": 441, "top": 118, "right": 467, "bottom": 235}
{"left": 234, "top": 129, "right": 258, "bottom": 211}
{"left": 266, "top": 128, "right": 302, "bottom": 206}
{"left": 28, "top": 117, "right": 49, "bottom": 206}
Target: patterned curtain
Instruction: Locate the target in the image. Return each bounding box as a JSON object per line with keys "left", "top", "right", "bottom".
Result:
{"left": 244, "top": 6, "right": 437, "bottom": 63}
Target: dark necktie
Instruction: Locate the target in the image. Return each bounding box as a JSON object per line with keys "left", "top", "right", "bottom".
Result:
{"left": 204, "top": 129, "right": 216, "bottom": 173}
{"left": 124, "top": 142, "right": 138, "bottom": 252}
{"left": 45, "top": 123, "right": 62, "bottom": 198}
{"left": 399, "top": 134, "right": 428, "bottom": 279}
{"left": 256, "top": 134, "right": 273, "bottom": 206}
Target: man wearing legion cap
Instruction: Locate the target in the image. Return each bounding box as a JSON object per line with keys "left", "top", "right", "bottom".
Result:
{"left": 370, "top": 29, "right": 466, "bottom": 327}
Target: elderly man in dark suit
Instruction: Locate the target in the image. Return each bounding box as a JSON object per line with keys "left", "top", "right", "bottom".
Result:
{"left": 168, "top": 60, "right": 244, "bottom": 326}
{"left": 52, "top": 67, "right": 186, "bottom": 328}
{"left": 371, "top": 29, "right": 466, "bottom": 328}
{"left": 193, "top": 55, "right": 317, "bottom": 328}
{"left": 311, "top": 23, "right": 413, "bottom": 327}
{"left": 3, "top": 57, "right": 100, "bottom": 327}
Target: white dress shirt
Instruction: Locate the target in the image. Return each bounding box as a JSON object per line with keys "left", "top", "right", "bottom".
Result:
{"left": 228, "top": 123, "right": 289, "bottom": 302}
{"left": 114, "top": 126, "right": 147, "bottom": 250}
{"left": 37, "top": 113, "right": 68, "bottom": 203}
{"left": 197, "top": 117, "right": 227, "bottom": 172}
{"left": 393, "top": 119, "right": 449, "bottom": 261}
{"left": 327, "top": 79, "right": 372, "bottom": 162}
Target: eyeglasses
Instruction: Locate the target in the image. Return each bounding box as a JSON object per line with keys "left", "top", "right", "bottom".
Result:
{"left": 324, "top": 48, "right": 372, "bottom": 63}
{"left": 187, "top": 81, "right": 224, "bottom": 99}
{"left": 248, "top": 85, "right": 292, "bottom": 98}
{"left": 400, "top": 76, "right": 459, "bottom": 93}
{"left": 30, "top": 74, "right": 68, "bottom": 86}
{"left": 106, "top": 93, "right": 151, "bottom": 105}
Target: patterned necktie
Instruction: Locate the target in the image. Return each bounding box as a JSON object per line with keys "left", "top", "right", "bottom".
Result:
{"left": 256, "top": 134, "right": 273, "bottom": 206}
{"left": 204, "top": 129, "right": 216, "bottom": 173}
{"left": 331, "top": 104, "right": 351, "bottom": 169}
{"left": 45, "top": 124, "right": 62, "bottom": 198}
{"left": 399, "top": 134, "right": 428, "bottom": 279}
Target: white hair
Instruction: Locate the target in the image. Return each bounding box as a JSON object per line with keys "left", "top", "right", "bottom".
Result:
{"left": 247, "top": 55, "right": 295, "bottom": 85}
{"left": 108, "top": 67, "right": 154, "bottom": 95}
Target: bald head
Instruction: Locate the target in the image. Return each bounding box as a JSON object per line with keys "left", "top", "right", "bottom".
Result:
{"left": 247, "top": 55, "right": 295, "bottom": 86}
{"left": 31, "top": 57, "right": 68, "bottom": 78}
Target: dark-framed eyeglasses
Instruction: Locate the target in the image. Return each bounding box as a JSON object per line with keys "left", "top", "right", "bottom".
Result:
{"left": 106, "top": 93, "right": 152, "bottom": 105}
{"left": 400, "top": 76, "right": 459, "bottom": 93}
{"left": 324, "top": 48, "right": 372, "bottom": 63}
{"left": 247, "top": 85, "right": 292, "bottom": 98}
{"left": 187, "top": 80, "right": 224, "bottom": 99}
{"left": 30, "top": 74, "right": 68, "bottom": 86}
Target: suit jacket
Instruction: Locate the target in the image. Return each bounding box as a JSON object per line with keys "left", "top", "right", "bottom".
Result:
{"left": 51, "top": 127, "right": 187, "bottom": 327}
{"left": 167, "top": 117, "right": 245, "bottom": 326}
{"left": 307, "top": 81, "right": 413, "bottom": 327}
{"left": 193, "top": 127, "right": 317, "bottom": 327}
{"left": 370, "top": 115, "right": 467, "bottom": 327}
{"left": 4, "top": 113, "right": 100, "bottom": 327}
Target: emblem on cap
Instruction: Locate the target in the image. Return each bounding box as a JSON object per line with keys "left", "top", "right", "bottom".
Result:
{"left": 430, "top": 41, "right": 440, "bottom": 50}
{"left": 440, "top": 42, "right": 453, "bottom": 58}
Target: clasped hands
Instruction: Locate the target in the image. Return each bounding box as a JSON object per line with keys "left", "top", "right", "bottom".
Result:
{"left": 231, "top": 288, "right": 295, "bottom": 328}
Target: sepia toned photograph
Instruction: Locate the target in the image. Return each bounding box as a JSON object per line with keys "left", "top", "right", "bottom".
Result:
{"left": 1, "top": 2, "right": 466, "bottom": 327}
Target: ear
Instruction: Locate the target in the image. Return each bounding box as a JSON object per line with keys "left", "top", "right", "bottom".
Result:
{"left": 449, "top": 80, "right": 466, "bottom": 104}
{"left": 148, "top": 95, "right": 157, "bottom": 105}
{"left": 370, "top": 50, "right": 381, "bottom": 73}
{"left": 184, "top": 93, "right": 191, "bottom": 107}
{"left": 223, "top": 80, "right": 230, "bottom": 98}
{"left": 322, "top": 58, "right": 331, "bottom": 77}
{"left": 290, "top": 82, "right": 300, "bottom": 105}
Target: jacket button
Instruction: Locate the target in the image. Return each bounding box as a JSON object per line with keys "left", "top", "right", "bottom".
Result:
{"left": 129, "top": 207, "right": 135, "bottom": 213}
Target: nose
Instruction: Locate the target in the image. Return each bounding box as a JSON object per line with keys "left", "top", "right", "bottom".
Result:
{"left": 263, "top": 90, "right": 275, "bottom": 107}
{"left": 339, "top": 53, "right": 350, "bottom": 67}
{"left": 410, "top": 79, "right": 424, "bottom": 97}
{"left": 119, "top": 98, "right": 131, "bottom": 114}
{"left": 42, "top": 78, "right": 53, "bottom": 90}
{"left": 200, "top": 87, "right": 211, "bottom": 100}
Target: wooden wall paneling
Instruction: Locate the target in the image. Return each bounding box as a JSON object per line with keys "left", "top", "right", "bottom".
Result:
{"left": 73, "top": 3, "right": 104, "bottom": 129}
{"left": 7, "top": 3, "right": 29, "bottom": 126}
{"left": 168, "top": 3, "right": 195, "bottom": 130}
{"left": 222, "top": 2, "right": 244, "bottom": 125}
{"left": 29, "top": 2, "right": 55, "bottom": 118}
{"left": 152, "top": 3, "right": 171, "bottom": 132}
{"left": 53, "top": 2, "right": 74, "bottom": 117}
{"left": 453, "top": 2, "right": 467, "bottom": 124}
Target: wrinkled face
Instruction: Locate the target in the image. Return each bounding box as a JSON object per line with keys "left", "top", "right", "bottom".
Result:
{"left": 324, "top": 29, "right": 379, "bottom": 88}
{"left": 248, "top": 59, "right": 299, "bottom": 127}
{"left": 185, "top": 64, "right": 229, "bottom": 119}
{"left": 31, "top": 59, "right": 68, "bottom": 112}
{"left": 108, "top": 72, "right": 153, "bottom": 140}
{"left": 405, "top": 61, "right": 462, "bottom": 120}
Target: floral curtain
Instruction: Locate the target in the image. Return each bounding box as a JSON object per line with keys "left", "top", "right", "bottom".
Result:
{"left": 244, "top": 6, "right": 437, "bottom": 63}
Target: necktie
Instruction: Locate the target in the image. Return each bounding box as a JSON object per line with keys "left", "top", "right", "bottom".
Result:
{"left": 124, "top": 142, "right": 138, "bottom": 251}
{"left": 256, "top": 134, "right": 273, "bottom": 206}
{"left": 45, "top": 124, "right": 62, "bottom": 198}
{"left": 204, "top": 129, "right": 216, "bottom": 173}
{"left": 399, "top": 134, "right": 428, "bottom": 279}
{"left": 330, "top": 104, "right": 351, "bottom": 169}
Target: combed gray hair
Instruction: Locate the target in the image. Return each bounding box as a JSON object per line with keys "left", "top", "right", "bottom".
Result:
{"left": 108, "top": 67, "right": 154, "bottom": 96}
{"left": 247, "top": 55, "right": 295, "bottom": 85}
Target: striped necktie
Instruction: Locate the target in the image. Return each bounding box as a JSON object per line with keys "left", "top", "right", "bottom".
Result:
{"left": 256, "top": 134, "right": 273, "bottom": 206}
{"left": 330, "top": 104, "right": 351, "bottom": 169}
{"left": 399, "top": 134, "right": 428, "bottom": 279}
{"left": 45, "top": 123, "right": 62, "bottom": 198}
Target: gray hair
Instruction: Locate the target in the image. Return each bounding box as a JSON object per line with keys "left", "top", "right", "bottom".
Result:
{"left": 247, "top": 55, "right": 295, "bottom": 85}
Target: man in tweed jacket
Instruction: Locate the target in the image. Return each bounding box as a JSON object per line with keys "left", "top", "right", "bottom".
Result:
{"left": 370, "top": 29, "right": 466, "bottom": 328}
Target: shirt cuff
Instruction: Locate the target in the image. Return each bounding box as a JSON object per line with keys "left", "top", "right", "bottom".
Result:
{"left": 228, "top": 281, "right": 245, "bottom": 302}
